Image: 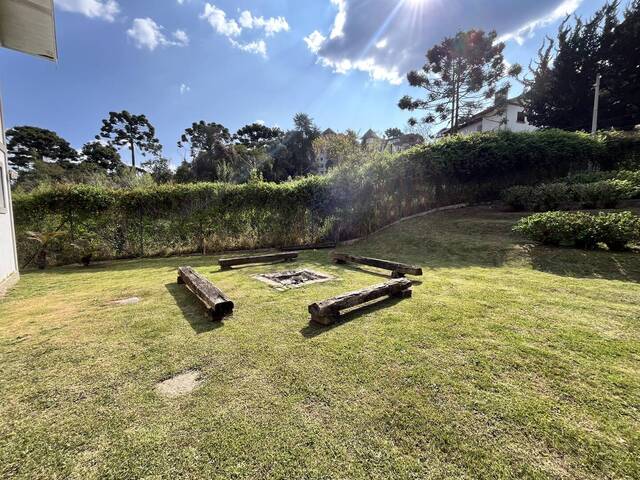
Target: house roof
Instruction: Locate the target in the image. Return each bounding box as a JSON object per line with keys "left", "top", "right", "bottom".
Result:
{"left": 388, "top": 133, "right": 424, "bottom": 147}
{"left": 362, "top": 129, "right": 379, "bottom": 140}
{"left": 440, "top": 96, "right": 524, "bottom": 136}
{"left": 322, "top": 128, "right": 336, "bottom": 136}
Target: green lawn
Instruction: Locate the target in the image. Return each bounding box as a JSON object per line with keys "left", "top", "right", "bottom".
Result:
{"left": 1, "top": 206, "right": 639, "bottom": 479}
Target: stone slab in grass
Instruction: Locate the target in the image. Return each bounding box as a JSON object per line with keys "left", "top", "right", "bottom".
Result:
{"left": 156, "top": 370, "right": 203, "bottom": 398}
{"left": 111, "top": 297, "right": 141, "bottom": 306}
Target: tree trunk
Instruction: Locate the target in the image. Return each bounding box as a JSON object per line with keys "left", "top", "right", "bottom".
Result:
{"left": 130, "top": 138, "right": 136, "bottom": 168}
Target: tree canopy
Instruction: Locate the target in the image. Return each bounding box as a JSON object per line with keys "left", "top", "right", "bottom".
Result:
{"left": 524, "top": 1, "right": 640, "bottom": 131}
{"left": 235, "top": 123, "right": 284, "bottom": 150}
{"left": 177, "top": 121, "right": 234, "bottom": 182}
{"left": 399, "top": 29, "right": 521, "bottom": 133}
{"left": 6, "top": 126, "right": 78, "bottom": 171}
{"left": 81, "top": 141, "right": 123, "bottom": 172}
{"left": 96, "top": 111, "right": 162, "bottom": 168}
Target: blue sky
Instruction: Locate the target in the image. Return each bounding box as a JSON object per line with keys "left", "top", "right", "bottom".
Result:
{"left": 0, "top": 0, "right": 606, "bottom": 165}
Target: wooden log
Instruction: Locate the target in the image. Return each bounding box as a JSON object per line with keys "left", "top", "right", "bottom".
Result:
{"left": 330, "top": 252, "right": 422, "bottom": 277}
{"left": 218, "top": 251, "right": 299, "bottom": 270}
{"left": 177, "top": 266, "right": 234, "bottom": 321}
{"left": 308, "top": 278, "right": 412, "bottom": 325}
{"left": 280, "top": 242, "right": 336, "bottom": 251}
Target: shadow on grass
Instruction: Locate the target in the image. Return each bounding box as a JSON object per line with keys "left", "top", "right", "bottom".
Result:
{"left": 529, "top": 245, "right": 640, "bottom": 283}
{"left": 165, "top": 283, "right": 223, "bottom": 334}
{"left": 300, "top": 296, "right": 404, "bottom": 338}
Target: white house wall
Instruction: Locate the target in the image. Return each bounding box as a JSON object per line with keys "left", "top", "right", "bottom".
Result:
{"left": 0, "top": 98, "right": 19, "bottom": 289}
{"left": 457, "top": 103, "right": 537, "bottom": 136}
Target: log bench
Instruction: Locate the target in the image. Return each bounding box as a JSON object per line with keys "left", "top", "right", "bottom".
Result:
{"left": 308, "top": 278, "right": 412, "bottom": 325}
{"left": 280, "top": 242, "right": 336, "bottom": 251}
{"left": 331, "top": 252, "right": 422, "bottom": 278}
{"left": 177, "top": 266, "right": 234, "bottom": 321}
{"left": 218, "top": 251, "right": 299, "bottom": 270}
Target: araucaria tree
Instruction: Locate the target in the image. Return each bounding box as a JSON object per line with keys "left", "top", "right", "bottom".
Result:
{"left": 96, "top": 111, "right": 161, "bottom": 168}
{"left": 178, "top": 121, "right": 234, "bottom": 181}
{"left": 399, "top": 30, "right": 520, "bottom": 133}
{"left": 6, "top": 126, "right": 78, "bottom": 171}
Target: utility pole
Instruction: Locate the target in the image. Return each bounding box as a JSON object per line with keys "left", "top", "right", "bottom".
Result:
{"left": 591, "top": 73, "right": 601, "bottom": 135}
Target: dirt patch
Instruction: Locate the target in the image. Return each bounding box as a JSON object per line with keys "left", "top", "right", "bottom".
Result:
{"left": 156, "top": 370, "right": 203, "bottom": 398}
{"left": 111, "top": 297, "right": 140, "bottom": 306}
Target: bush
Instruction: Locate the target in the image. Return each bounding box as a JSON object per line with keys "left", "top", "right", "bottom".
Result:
{"left": 503, "top": 182, "right": 572, "bottom": 211}
{"left": 502, "top": 186, "right": 534, "bottom": 211}
{"left": 573, "top": 179, "right": 635, "bottom": 208}
{"left": 504, "top": 176, "right": 637, "bottom": 211}
{"left": 513, "top": 211, "right": 640, "bottom": 250}
{"left": 532, "top": 183, "right": 573, "bottom": 211}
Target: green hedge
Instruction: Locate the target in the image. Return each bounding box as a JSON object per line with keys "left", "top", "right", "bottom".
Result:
{"left": 503, "top": 178, "right": 637, "bottom": 211}
{"left": 13, "top": 129, "right": 640, "bottom": 266}
{"left": 513, "top": 211, "right": 640, "bottom": 250}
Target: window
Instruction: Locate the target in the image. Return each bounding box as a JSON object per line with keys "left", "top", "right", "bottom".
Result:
{"left": 0, "top": 164, "right": 7, "bottom": 214}
{"left": 517, "top": 111, "right": 526, "bottom": 123}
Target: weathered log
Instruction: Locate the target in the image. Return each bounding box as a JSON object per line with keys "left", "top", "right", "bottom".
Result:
{"left": 177, "top": 266, "right": 234, "bottom": 321}
{"left": 331, "top": 252, "right": 422, "bottom": 277}
{"left": 280, "top": 242, "right": 336, "bottom": 251}
{"left": 218, "top": 251, "right": 299, "bottom": 270}
{"left": 308, "top": 278, "right": 412, "bottom": 325}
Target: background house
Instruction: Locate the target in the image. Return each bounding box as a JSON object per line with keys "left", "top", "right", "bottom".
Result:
{"left": 439, "top": 97, "right": 538, "bottom": 137}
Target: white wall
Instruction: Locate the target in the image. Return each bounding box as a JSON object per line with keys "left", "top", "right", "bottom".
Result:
{"left": 0, "top": 97, "right": 19, "bottom": 288}
{"left": 457, "top": 103, "right": 538, "bottom": 136}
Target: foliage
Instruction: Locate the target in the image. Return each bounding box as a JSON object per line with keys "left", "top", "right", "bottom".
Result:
{"left": 504, "top": 166, "right": 640, "bottom": 211}
{"left": 399, "top": 29, "right": 521, "bottom": 132}
{"left": 573, "top": 179, "right": 634, "bottom": 208}
{"left": 81, "top": 141, "right": 123, "bottom": 172}
{"left": 97, "top": 111, "right": 162, "bottom": 168}
{"left": 13, "top": 129, "right": 640, "bottom": 266}
{"left": 142, "top": 157, "right": 174, "bottom": 184}
{"left": 24, "top": 230, "right": 67, "bottom": 269}
{"left": 234, "top": 123, "right": 284, "bottom": 149}
{"left": 524, "top": 1, "right": 640, "bottom": 130}
{"left": 6, "top": 125, "right": 78, "bottom": 171}
{"left": 312, "top": 131, "right": 364, "bottom": 171}
{"left": 514, "top": 210, "right": 640, "bottom": 250}
{"left": 384, "top": 128, "right": 403, "bottom": 139}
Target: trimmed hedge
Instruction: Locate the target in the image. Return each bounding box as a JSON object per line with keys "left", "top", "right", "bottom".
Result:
{"left": 503, "top": 171, "right": 640, "bottom": 212}
{"left": 513, "top": 211, "right": 640, "bottom": 250}
{"left": 13, "top": 130, "right": 640, "bottom": 266}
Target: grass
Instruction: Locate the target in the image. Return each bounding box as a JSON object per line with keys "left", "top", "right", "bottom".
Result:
{"left": 1, "top": 205, "right": 639, "bottom": 479}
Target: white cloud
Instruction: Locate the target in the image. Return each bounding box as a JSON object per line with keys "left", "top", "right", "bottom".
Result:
{"left": 319, "top": 56, "right": 403, "bottom": 85}
{"left": 55, "top": 0, "right": 119, "bottom": 22}
{"left": 306, "top": 0, "right": 582, "bottom": 85}
{"left": 173, "top": 29, "right": 190, "bottom": 47}
{"left": 200, "top": 3, "right": 242, "bottom": 37}
{"left": 497, "top": 0, "right": 582, "bottom": 45}
{"left": 304, "top": 31, "right": 326, "bottom": 54}
{"left": 200, "top": 4, "right": 289, "bottom": 59}
{"left": 237, "top": 10, "right": 289, "bottom": 36}
{"left": 329, "top": 0, "right": 347, "bottom": 39}
{"left": 255, "top": 120, "right": 265, "bottom": 125}
{"left": 229, "top": 39, "right": 267, "bottom": 58}
{"left": 180, "top": 83, "right": 190, "bottom": 94}
{"left": 127, "top": 18, "right": 189, "bottom": 51}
